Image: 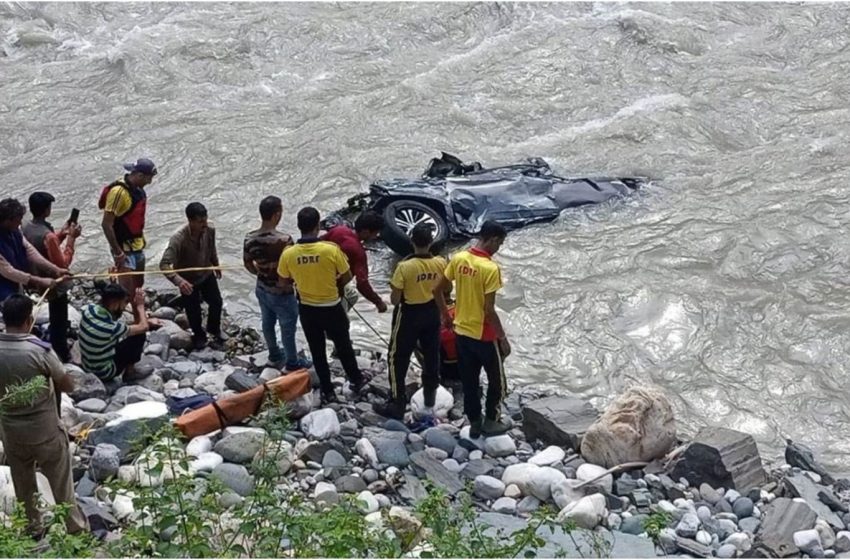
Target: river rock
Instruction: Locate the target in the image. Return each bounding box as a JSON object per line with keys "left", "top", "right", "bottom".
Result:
{"left": 355, "top": 438, "right": 379, "bottom": 467}
{"left": 410, "top": 385, "right": 454, "bottom": 419}
{"left": 112, "top": 385, "right": 167, "bottom": 405}
{"left": 186, "top": 436, "right": 213, "bottom": 457}
{"left": 668, "top": 427, "right": 766, "bottom": 491}
{"left": 752, "top": 497, "right": 817, "bottom": 557}
{"left": 794, "top": 529, "right": 824, "bottom": 558}
{"left": 112, "top": 493, "right": 135, "bottom": 522}
{"left": 356, "top": 490, "right": 380, "bottom": 514}
{"left": 335, "top": 475, "right": 367, "bottom": 494}
{"left": 521, "top": 395, "right": 599, "bottom": 449}
{"left": 90, "top": 443, "right": 121, "bottom": 482}
{"left": 424, "top": 428, "right": 457, "bottom": 455}
{"left": 835, "top": 531, "right": 850, "bottom": 553}
{"left": 474, "top": 475, "right": 506, "bottom": 501}
{"left": 817, "top": 519, "right": 837, "bottom": 550}
{"left": 785, "top": 473, "right": 845, "bottom": 530}
{"left": 314, "top": 481, "right": 339, "bottom": 505}
{"left": 676, "top": 512, "right": 700, "bottom": 538}
{"left": 225, "top": 370, "right": 260, "bottom": 393}
{"left": 717, "top": 543, "right": 737, "bottom": 558}
{"left": 484, "top": 435, "right": 516, "bottom": 458}
{"left": 529, "top": 445, "right": 566, "bottom": 467}
{"left": 374, "top": 439, "right": 409, "bottom": 467}
{"left": 551, "top": 478, "right": 586, "bottom": 510}
{"left": 576, "top": 463, "right": 613, "bottom": 493}
{"left": 557, "top": 493, "right": 606, "bottom": 529}
{"left": 194, "top": 370, "right": 230, "bottom": 395}
{"left": 409, "top": 451, "right": 464, "bottom": 495}
{"left": 492, "top": 497, "right": 517, "bottom": 515}
{"left": 88, "top": 412, "right": 168, "bottom": 460}
{"left": 733, "top": 497, "right": 754, "bottom": 518}
{"left": 501, "top": 463, "right": 539, "bottom": 495}
{"left": 190, "top": 452, "right": 224, "bottom": 473}
{"left": 214, "top": 430, "right": 266, "bottom": 463}
{"left": 528, "top": 466, "right": 567, "bottom": 502}
{"left": 77, "top": 398, "right": 108, "bottom": 413}
{"left": 212, "top": 464, "right": 255, "bottom": 496}
{"left": 66, "top": 365, "right": 107, "bottom": 401}
{"left": 301, "top": 409, "right": 340, "bottom": 440}
{"left": 580, "top": 386, "right": 676, "bottom": 468}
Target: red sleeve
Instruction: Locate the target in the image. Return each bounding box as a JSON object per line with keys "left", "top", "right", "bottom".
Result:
{"left": 44, "top": 233, "right": 71, "bottom": 268}
{"left": 349, "top": 243, "right": 381, "bottom": 305}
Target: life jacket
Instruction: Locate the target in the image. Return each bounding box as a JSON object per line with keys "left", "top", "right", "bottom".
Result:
{"left": 98, "top": 177, "right": 147, "bottom": 247}
{"left": 0, "top": 229, "right": 29, "bottom": 301}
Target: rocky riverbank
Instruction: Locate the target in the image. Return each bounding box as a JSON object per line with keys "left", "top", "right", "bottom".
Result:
{"left": 2, "top": 283, "right": 849, "bottom": 558}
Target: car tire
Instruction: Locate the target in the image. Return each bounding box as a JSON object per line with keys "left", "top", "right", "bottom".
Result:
{"left": 381, "top": 200, "right": 448, "bottom": 256}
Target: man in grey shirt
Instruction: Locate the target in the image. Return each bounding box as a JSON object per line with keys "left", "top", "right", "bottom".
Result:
{"left": 159, "top": 202, "right": 225, "bottom": 350}
{"left": 0, "top": 294, "right": 88, "bottom": 538}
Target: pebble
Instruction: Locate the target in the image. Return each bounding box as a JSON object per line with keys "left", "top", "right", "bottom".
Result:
{"left": 794, "top": 529, "right": 824, "bottom": 558}
{"left": 469, "top": 450, "right": 484, "bottom": 461}
{"left": 700, "top": 483, "right": 722, "bottom": 505}
{"left": 716, "top": 544, "right": 737, "bottom": 558}
{"left": 576, "top": 463, "right": 613, "bottom": 494}
{"left": 356, "top": 490, "right": 380, "bottom": 514}
{"left": 483, "top": 435, "right": 516, "bottom": 458}
{"left": 474, "top": 475, "right": 506, "bottom": 501}
{"left": 517, "top": 495, "right": 541, "bottom": 514}
{"left": 733, "top": 497, "right": 754, "bottom": 518}
{"left": 696, "top": 530, "right": 712, "bottom": 546}
{"left": 491, "top": 497, "right": 517, "bottom": 514}
{"left": 724, "top": 489, "right": 741, "bottom": 504}
{"left": 528, "top": 446, "right": 565, "bottom": 467}
{"left": 504, "top": 484, "right": 522, "bottom": 499}
{"left": 675, "top": 512, "right": 700, "bottom": 538}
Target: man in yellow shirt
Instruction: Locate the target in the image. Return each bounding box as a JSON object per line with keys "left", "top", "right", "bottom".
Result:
{"left": 434, "top": 220, "right": 511, "bottom": 438}
{"left": 376, "top": 223, "right": 447, "bottom": 420}
{"left": 99, "top": 158, "right": 157, "bottom": 293}
{"left": 278, "top": 207, "right": 366, "bottom": 404}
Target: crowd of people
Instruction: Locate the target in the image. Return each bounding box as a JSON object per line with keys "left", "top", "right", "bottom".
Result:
{"left": 0, "top": 157, "right": 514, "bottom": 538}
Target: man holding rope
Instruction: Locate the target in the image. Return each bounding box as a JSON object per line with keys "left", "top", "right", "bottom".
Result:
{"left": 160, "top": 202, "right": 226, "bottom": 351}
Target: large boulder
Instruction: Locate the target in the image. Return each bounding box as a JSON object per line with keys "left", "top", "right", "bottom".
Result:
{"left": 668, "top": 427, "right": 766, "bottom": 491}
{"left": 580, "top": 387, "right": 677, "bottom": 468}
{"left": 66, "top": 364, "right": 107, "bottom": 401}
{"left": 521, "top": 396, "right": 598, "bottom": 449}
{"left": 87, "top": 405, "right": 169, "bottom": 460}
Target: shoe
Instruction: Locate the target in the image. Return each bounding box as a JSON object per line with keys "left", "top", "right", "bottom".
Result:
{"left": 481, "top": 416, "right": 514, "bottom": 437}
{"left": 468, "top": 418, "right": 483, "bottom": 439}
{"left": 208, "top": 330, "right": 229, "bottom": 343}
{"left": 320, "top": 390, "right": 339, "bottom": 406}
{"left": 192, "top": 336, "right": 208, "bottom": 351}
{"left": 349, "top": 371, "right": 373, "bottom": 394}
{"left": 375, "top": 400, "right": 405, "bottom": 420}
{"left": 285, "top": 358, "right": 313, "bottom": 372}
{"left": 266, "top": 359, "right": 286, "bottom": 370}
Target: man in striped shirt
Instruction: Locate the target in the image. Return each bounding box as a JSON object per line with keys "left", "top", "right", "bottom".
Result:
{"left": 79, "top": 283, "right": 149, "bottom": 382}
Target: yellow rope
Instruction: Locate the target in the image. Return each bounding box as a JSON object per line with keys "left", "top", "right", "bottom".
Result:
{"left": 73, "top": 264, "right": 243, "bottom": 279}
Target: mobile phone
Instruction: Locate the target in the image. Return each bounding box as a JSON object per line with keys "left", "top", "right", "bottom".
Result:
{"left": 69, "top": 208, "right": 80, "bottom": 224}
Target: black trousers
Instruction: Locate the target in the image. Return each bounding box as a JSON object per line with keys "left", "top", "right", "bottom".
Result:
{"left": 48, "top": 294, "right": 70, "bottom": 362}
{"left": 456, "top": 334, "right": 507, "bottom": 422}
{"left": 114, "top": 334, "right": 146, "bottom": 377}
{"left": 388, "top": 301, "right": 440, "bottom": 404}
{"left": 298, "top": 302, "right": 362, "bottom": 393}
{"left": 182, "top": 275, "right": 223, "bottom": 342}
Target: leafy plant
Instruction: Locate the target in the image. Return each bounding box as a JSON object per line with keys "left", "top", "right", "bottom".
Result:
{"left": 643, "top": 510, "right": 672, "bottom": 541}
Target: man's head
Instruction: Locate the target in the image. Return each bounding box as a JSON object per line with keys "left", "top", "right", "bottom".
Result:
{"left": 123, "top": 158, "right": 158, "bottom": 188}
{"left": 259, "top": 196, "right": 283, "bottom": 226}
{"left": 28, "top": 192, "right": 55, "bottom": 219}
{"left": 99, "top": 282, "right": 130, "bottom": 319}
{"left": 354, "top": 211, "right": 384, "bottom": 242}
{"left": 185, "top": 202, "right": 208, "bottom": 235}
{"left": 477, "top": 220, "right": 507, "bottom": 255}
{"left": 409, "top": 222, "right": 434, "bottom": 251}
{"left": 1, "top": 294, "right": 34, "bottom": 333}
{"left": 0, "top": 198, "right": 26, "bottom": 232}
{"left": 296, "top": 207, "right": 321, "bottom": 236}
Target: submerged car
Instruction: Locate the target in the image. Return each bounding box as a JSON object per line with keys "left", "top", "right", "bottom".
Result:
{"left": 327, "top": 152, "right": 647, "bottom": 256}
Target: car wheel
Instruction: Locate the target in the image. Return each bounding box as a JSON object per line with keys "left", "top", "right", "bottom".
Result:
{"left": 381, "top": 200, "right": 448, "bottom": 256}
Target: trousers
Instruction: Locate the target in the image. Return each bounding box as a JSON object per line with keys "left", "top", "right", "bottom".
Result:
{"left": 298, "top": 302, "right": 362, "bottom": 393}
{"left": 182, "top": 275, "right": 223, "bottom": 342}
{"left": 387, "top": 301, "right": 440, "bottom": 404}
{"left": 456, "top": 334, "right": 507, "bottom": 422}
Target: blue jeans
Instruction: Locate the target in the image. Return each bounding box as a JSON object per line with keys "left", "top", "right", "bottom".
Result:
{"left": 255, "top": 285, "right": 300, "bottom": 367}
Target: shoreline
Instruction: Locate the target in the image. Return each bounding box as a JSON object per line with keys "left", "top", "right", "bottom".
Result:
{"left": 2, "top": 282, "right": 847, "bottom": 558}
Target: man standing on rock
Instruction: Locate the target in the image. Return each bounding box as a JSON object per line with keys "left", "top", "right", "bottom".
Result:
{"left": 0, "top": 198, "right": 70, "bottom": 303}
{"left": 22, "top": 192, "right": 82, "bottom": 363}
{"left": 79, "top": 283, "right": 149, "bottom": 383}
{"left": 278, "top": 207, "right": 368, "bottom": 404}
{"left": 0, "top": 294, "right": 89, "bottom": 538}
{"left": 243, "top": 196, "right": 312, "bottom": 372}
{"left": 160, "top": 202, "right": 226, "bottom": 351}
{"left": 100, "top": 158, "right": 156, "bottom": 294}
{"left": 434, "top": 220, "right": 511, "bottom": 438}
{"left": 376, "top": 223, "right": 446, "bottom": 420}
{"left": 321, "top": 211, "right": 388, "bottom": 314}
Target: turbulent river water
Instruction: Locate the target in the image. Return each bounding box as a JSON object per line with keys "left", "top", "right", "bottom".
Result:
{"left": 3, "top": 2, "right": 850, "bottom": 471}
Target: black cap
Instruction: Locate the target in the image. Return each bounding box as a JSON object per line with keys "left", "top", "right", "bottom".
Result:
{"left": 123, "top": 158, "right": 157, "bottom": 176}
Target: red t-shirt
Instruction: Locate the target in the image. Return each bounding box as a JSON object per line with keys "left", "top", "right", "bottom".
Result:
{"left": 320, "top": 225, "right": 381, "bottom": 306}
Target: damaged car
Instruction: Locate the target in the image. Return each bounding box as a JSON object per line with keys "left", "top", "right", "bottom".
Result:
{"left": 326, "top": 152, "right": 648, "bottom": 256}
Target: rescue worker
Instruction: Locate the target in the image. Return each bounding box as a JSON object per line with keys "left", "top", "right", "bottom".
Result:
{"left": 243, "top": 196, "right": 312, "bottom": 371}
{"left": 434, "top": 220, "right": 512, "bottom": 438}
{"left": 321, "top": 211, "right": 388, "bottom": 313}
{"left": 100, "top": 158, "right": 156, "bottom": 293}
{"left": 159, "top": 202, "right": 226, "bottom": 350}
{"left": 278, "top": 207, "right": 368, "bottom": 404}
{"left": 0, "top": 294, "right": 89, "bottom": 538}
{"left": 22, "top": 192, "right": 82, "bottom": 362}
{"left": 376, "top": 223, "right": 446, "bottom": 419}
{"left": 0, "top": 198, "right": 69, "bottom": 303}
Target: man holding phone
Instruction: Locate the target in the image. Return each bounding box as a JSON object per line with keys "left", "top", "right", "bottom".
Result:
{"left": 21, "top": 193, "right": 81, "bottom": 362}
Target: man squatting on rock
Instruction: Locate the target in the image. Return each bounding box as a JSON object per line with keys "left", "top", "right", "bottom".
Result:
{"left": 0, "top": 294, "right": 89, "bottom": 538}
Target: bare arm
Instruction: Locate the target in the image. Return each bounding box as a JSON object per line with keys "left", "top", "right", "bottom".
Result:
{"left": 101, "top": 212, "right": 124, "bottom": 260}
{"left": 126, "top": 288, "right": 149, "bottom": 337}
{"left": 390, "top": 286, "right": 403, "bottom": 306}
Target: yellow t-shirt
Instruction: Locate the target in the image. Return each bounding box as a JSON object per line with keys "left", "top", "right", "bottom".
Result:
{"left": 103, "top": 185, "right": 145, "bottom": 252}
{"left": 390, "top": 255, "right": 447, "bottom": 305}
{"left": 444, "top": 248, "right": 503, "bottom": 341}
{"left": 277, "top": 240, "right": 350, "bottom": 306}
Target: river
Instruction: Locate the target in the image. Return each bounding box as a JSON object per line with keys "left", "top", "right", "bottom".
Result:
{"left": 3, "top": 2, "right": 850, "bottom": 471}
